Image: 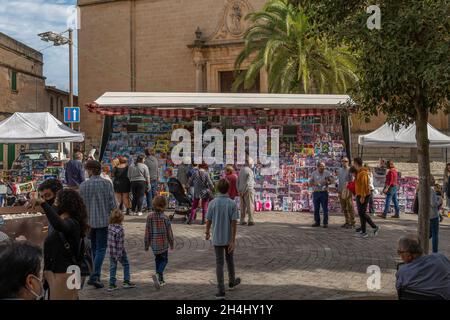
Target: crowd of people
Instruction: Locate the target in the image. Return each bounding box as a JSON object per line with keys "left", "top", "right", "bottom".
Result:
{"left": 0, "top": 148, "right": 256, "bottom": 300}
{"left": 0, "top": 148, "right": 449, "bottom": 300}
{"left": 312, "top": 157, "right": 446, "bottom": 250}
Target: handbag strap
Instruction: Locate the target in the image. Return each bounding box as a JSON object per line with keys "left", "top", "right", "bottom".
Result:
{"left": 57, "top": 232, "right": 79, "bottom": 266}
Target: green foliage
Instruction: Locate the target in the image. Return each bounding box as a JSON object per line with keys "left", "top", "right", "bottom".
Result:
{"left": 304, "top": 0, "right": 450, "bottom": 124}
{"left": 233, "top": 0, "right": 358, "bottom": 94}
{"left": 302, "top": 0, "right": 450, "bottom": 252}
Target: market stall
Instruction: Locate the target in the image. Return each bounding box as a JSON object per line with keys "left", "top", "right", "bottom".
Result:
{"left": 87, "top": 92, "right": 354, "bottom": 212}
{"left": 358, "top": 122, "right": 450, "bottom": 213}
{"left": 0, "top": 112, "right": 84, "bottom": 185}
{"left": 0, "top": 112, "right": 84, "bottom": 243}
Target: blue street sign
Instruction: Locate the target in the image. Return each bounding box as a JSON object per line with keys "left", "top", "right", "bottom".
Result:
{"left": 64, "top": 107, "right": 80, "bottom": 123}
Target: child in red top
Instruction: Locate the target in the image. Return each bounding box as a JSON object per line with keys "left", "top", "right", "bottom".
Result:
{"left": 347, "top": 167, "right": 358, "bottom": 195}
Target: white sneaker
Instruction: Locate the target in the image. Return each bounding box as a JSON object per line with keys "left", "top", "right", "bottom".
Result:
{"left": 373, "top": 226, "right": 380, "bottom": 236}
{"left": 137, "top": 212, "right": 143, "bottom": 216}
{"left": 359, "top": 232, "right": 369, "bottom": 238}
{"left": 152, "top": 274, "right": 161, "bottom": 290}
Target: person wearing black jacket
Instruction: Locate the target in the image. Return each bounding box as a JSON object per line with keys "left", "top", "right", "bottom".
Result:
{"left": 31, "top": 189, "right": 89, "bottom": 300}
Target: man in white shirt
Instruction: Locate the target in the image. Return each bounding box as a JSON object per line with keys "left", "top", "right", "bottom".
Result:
{"left": 237, "top": 157, "right": 255, "bottom": 226}
{"left": 309, "top": 161, "right": 334, "bottom": 228}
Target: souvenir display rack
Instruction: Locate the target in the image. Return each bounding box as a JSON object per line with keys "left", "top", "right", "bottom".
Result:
{"left": 102, "top": 114, "right": 348, "bottom": 212}
{"left": 1, "top": 160, "right": 65, "bottom": 196}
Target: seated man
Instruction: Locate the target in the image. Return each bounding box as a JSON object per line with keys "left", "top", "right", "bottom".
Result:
{"left": 396, "top": 235, "right": 450, "bottom": 299}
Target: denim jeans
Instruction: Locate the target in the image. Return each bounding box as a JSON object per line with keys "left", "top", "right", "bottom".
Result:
{"left": 356, "top": 196, "right": 377, "bottom": 233}
{"left": 89, "top": 227, "right": 108, "bottom": 282}
{"left": 312, "top": 191, "right": 329, "bottom": 225}
{"left": 429, "top": 217, "right": 439, "bottom": 253}
{"left": 145, "top": 180, "right": 158, "bottom": 209}
{"left": 155, "top": 251, "right": 168, "bottom": 280}
{"left": 383, "top": 186, "right": 400, "bottom": 216}
{"left": 109, "top": 252, "right": 130, "bottom": 285}
{"left": 215, "top": 246, "right": 235, "bottom": 293}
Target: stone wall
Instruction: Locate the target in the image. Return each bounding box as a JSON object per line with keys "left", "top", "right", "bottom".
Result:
{"left": 78, "top": 0, "right": 267, "bottom": 147}
{"left": 0, "top": 32, "right": 47, "bottom": 120}
{"left": 77, "top": 0, "right": 449, "bottom": 147}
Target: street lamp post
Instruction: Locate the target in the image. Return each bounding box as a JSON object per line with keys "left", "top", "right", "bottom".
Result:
{"left": 68, "top": 29, "right": 74, "bottom": 110}
{"left": 38, "top": 29, "right": 75, "bottom": 158}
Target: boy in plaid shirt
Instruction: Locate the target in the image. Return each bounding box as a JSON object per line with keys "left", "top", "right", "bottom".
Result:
{"left": 108, "top": 209, "right": 136, "bottom": 291}
{"left": 144, "top": 196, "right": 174, "bottom": 289}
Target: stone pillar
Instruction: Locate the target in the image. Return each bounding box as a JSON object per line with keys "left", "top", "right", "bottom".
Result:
{"left": 193, "top": 48, "right": 206, "bottom": 92}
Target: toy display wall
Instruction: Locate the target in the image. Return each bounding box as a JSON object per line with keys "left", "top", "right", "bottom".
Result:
{"left": 102, "top": 113, "right": 347, "bottom": 212}
{"left": 1, "top": 160, "right": 65, "bottom": 195}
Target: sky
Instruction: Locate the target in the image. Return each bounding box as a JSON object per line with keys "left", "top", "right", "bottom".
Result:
{"left": 0, "top": 0, "right": 79, "bottom": 95}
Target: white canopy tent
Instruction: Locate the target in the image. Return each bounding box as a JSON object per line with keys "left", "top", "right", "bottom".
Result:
{"left": 358, "top": 122, "right": 450, "bottom": 161}
{"left": 358, "top": 123, "right": 450, "bottom": 148}
{"left": 0, "top": 112, "right": 84, "bottom": 143}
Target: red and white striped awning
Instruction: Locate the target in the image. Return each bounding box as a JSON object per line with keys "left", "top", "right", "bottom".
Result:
{"left": 86, "top": 92, "right": 354, "bottom": 118}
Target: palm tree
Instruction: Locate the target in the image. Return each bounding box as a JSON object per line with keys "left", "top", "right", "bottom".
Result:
{"left": 233, "top": 0, "right": 358, "bottom": 94}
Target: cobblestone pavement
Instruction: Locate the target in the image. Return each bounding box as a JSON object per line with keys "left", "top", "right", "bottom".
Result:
{"left": 80, "top": 211, "right": 450, "bottom": 300}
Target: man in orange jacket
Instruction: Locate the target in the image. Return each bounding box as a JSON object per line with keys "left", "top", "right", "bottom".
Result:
{"left": 353, "top": 157, "right": 380, "bottom": 238}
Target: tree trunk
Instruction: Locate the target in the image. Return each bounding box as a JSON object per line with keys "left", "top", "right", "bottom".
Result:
{"left": 415, "top": 106, "right": 431, "bottom": 254}
{"left": 409, "top": 148, "right": 418, "bottom": 163}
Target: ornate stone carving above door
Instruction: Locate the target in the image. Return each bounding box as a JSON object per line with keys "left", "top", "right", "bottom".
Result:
{"left": 207, "top": 0, "right": 253, "bottom": 43}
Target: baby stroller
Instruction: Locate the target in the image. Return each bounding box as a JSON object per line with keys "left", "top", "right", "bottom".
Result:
{"left": 167, "top": 177, "right": 192, "bottom": 221}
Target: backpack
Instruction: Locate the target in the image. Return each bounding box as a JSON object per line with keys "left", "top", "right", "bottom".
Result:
{"left": 199, "top": 171, "right": 214, "bottom": 200}
{"left": 58, "top": 232, "right": 93, "bottom": 277}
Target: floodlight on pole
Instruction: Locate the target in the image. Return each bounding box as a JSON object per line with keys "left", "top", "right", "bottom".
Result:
{"left": 38, "top": 29, "right": 75, "bottom": 158}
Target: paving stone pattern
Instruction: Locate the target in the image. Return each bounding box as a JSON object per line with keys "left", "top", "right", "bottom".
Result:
{"left": 80, "top": 211, "right": 450, "bottom": 300}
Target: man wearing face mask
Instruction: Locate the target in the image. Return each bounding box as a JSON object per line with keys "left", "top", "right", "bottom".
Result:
{"left": 36, "top": 179, "right": 64, "bottom": 207}
{"left": 29, "top": 179, "right": 64, "bottom": 235}
{"left": 0, "top": 240, "right": 44, "bottom": 300}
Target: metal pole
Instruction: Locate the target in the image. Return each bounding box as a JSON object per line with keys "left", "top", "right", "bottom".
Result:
{"left": 69, "top": 29, "right": 74, "bottom": 109}
{"left": 69, "top": 29, "right": 74, "bottom": 158}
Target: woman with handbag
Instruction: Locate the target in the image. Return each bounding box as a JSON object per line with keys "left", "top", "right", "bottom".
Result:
{"left": 32, "top": 189, "right": 89, "bottom": 300}
{"left": 112, "top": 156, "right": 131, "bottom": 215}
{"left": 187, "top": 163, "right": 214, "bottom": 225}
{"left": 127, "top": 155, "right": 150, "bottom": 216}
{"left": 378, "top": 160, "right": 400, "bottom": 218}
